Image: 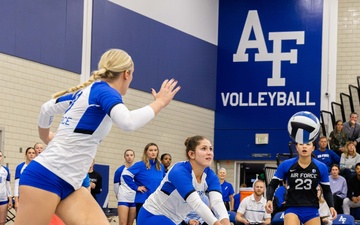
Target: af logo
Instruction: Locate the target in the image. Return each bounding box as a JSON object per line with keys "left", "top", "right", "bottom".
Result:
{"left": 338, "top": 215, "right": 347, "bottom": 224}
{"left": 233, "top": 10, "right": 304, "bottom": 87}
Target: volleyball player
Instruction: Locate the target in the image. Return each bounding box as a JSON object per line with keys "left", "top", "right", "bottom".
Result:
{"left": 14, "top": 49, "right": 180, "bottom": 225}
{"left": 0, "top": 151, "right": 12, "bottom": 225}
{"left": 265, "top": 141, "right": 337, "bottom": 225}
{"left": 137, "top": 135, "right": 230, "bottom": 225}
{"left": 14, "top": 147, "right": 36, "bottom": 211}
{"left": 114, "top": 149, "right": 136, "bottom": 225}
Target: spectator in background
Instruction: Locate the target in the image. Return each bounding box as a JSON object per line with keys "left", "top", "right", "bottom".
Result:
{"left": 236, "top": 179, "right": 271, "bottom": 225}
{"left": 317, "top": 185, "right": 332, "bottom": 225}
{"left": 0, "top": 151, "right": 12, "bottom": 225}
{"left": 88, "top": 159, "right": 103, "bottom": 201}
{"left": 218, "top": 168, "right": 235, "bottom": 211}
{"left": 343, "top": 112, "right": 360, "bottom": 154}
{"left": 181, "top": 192, "right": 210, "bottom": 225}
{"left": 33, "top": 142, "right": 44, "bottom": 155}
{"left": 339, "top": 141, "right": 360, "bottom": 181}
{"left": 160, "top": 153, "right": 172, "bottom": 173}
{"left": 342, "top": 162, "right": 360, "bottom": 214}
{"left": 122, "top": 143, "right": 165, "bottom": 218}
{"left": 14, "top": 147, "right": 36, "bottom": 211}
{"left": 233, "top": 183, "right": 247, "bottom": 212}
{"left": 272, "top": 180, "right": 287, "bottom": 217}
{"left": 329, "top": 164, "right": 347, "bottom": 214}
{"left": 114, "top": 149, "right": 136, "bottom": 225}
{"left": 329, "top": 120, "right": 348, "bottom": 157}
{"left": 313, "top": 136, "right": 340, "bottom": 172}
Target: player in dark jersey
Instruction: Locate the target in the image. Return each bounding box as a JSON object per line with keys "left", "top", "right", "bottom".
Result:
{"left": 265, "top": 141, "right": 337, "bottom": 225}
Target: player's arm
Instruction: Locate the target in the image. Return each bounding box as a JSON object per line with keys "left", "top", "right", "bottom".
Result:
{"left": 265, "top": 178, "right": 281, "bottom": 213}
{"left": 110, "top": 104, "right": 155, "bottom": 131}
{"left": 38, "top": 97, "right": 71, "bottom": 144}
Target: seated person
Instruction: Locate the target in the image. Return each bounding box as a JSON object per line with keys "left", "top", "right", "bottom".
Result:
{"left": 181, "top": 191, "right": 209, "bottom": 225}
{"left": 272, "top": 180, "right": 287, "bottom": 217}
{"left": 329, "top": 164, "right": 347, "bottom": 214}
{"left": 233, "top": 183, "right": 247, "bottom": 212}
{"left": 313, "top": 136, "right": 340, "bottom": 172}
{"left": 329, "top": 120, "right": 348, "bottom": 157}
{"left": 343, "top": 162, "right": 360, "bottom": 214}
{"left": 235, "top": 180, "right": 271, "bottom": 225}
{"left": 339, "top": 141, "right": 360, "bottom": 181}
{"left": 318, "top": 185, "right": 333, "bottom": 225}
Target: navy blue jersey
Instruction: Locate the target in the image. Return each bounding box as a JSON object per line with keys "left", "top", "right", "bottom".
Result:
{"left": 267, "top": 157, "right": 330, "bottom": 208}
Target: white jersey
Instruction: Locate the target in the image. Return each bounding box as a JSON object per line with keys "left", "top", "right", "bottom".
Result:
{"left": 0, "top": 166, "right": 11, "bottom": 202}
{"left": 143, "top": 161, "right": 229, "bottom": 225}
{"left": 14, "top": 162, "right": 27, "bottom": 197}
{"left": 117, "top": 167, "right": 136, "bottom": 202}
{"left": 36, "top": 81, "right": 154, "bottom": 190}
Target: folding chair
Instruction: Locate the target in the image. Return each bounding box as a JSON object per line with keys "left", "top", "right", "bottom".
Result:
{"left": 6, "top": 208, "right": 16, "bottom": 223}
{"left": 103, "top": 207, "right": 118, "bottom": 223}
{"left": 228, "top": 211, "right": 236, "bottom": 223}
{"left": 271, "top": 211, "right": 284, "bottom": 225}
{"left": 276, "top": 153, "right": 291, "bottom": 166}
{"left": 332, "top": 214, "right": 355, "bottom": 225}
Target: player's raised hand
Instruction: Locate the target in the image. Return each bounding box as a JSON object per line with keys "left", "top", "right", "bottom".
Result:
{"left": 150, "top": 78, "right": 181, "bottom": 115}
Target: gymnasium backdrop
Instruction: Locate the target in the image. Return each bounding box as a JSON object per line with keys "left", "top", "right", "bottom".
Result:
{"left": 0, "top": 0, "right": 323, "bottom": 161}
{"left": 0, "top": 0, "right": 217, "bottom": 110}
{"left": 214, "top": 0, "right": 323, "bottom": 160}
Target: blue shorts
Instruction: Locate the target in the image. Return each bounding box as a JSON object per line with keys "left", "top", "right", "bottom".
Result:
{"left": 19, "top": 161, "right": 75, "bottom": 200}
{"left": 285, "top": 206, "right": 319, "bottom": 224}
{"left": 0, "top": 201, "right": 7, "bottom": 206}
{"left": 137, "top": 207, "right": 175, "bottom": 225}
{"left": 118, "top": 202, "right": 136, "bottom": 207}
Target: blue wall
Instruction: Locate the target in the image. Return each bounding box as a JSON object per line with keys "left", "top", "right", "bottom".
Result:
{"left": 0, "top": 0, "right": 326, "bottom": 160}
{"left": 214, "top": 0, "right": 323, "bottom": 160}
{"left": 0, "top": 0, "right": 217, "bottom": 110}
{"left": 0, "top": 0, "right": 83, "bottom": 73}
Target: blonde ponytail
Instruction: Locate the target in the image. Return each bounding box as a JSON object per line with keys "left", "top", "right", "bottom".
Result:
{"left": 52, "top": 49, "right": 133, "bottom": 99}
{"left": 52, "top": 74, "right": 99, "bottom": 99}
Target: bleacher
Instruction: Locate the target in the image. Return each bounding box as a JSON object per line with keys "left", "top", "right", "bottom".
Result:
{"left": 320, "top": 76, "right": 360, "bottom": 138}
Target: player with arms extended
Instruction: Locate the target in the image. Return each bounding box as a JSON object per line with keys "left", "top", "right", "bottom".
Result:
{"left": 265, "top": 111, "right": 337, "bottom": 225}
{"left": 14, "top": 49, "right": 180, "bottom": 225}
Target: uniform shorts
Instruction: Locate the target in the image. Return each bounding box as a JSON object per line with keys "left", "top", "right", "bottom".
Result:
{"left": 285, "top": 206, "right": 319, "bottom": 224}
{"left": 118, "top": 202, "right": 136, "bottom": 207}
{"left": 137, "top": 207, "right": 175, "bottom": 225}
{"left": 19, "top": 160, "right": 75, "bottom": 200}
{"left": 0, "top": 200, "right": 8, "bottom": 205}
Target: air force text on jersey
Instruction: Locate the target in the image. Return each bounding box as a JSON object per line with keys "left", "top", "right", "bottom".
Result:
{"left": 290, "top": 172, "right": 318, "bottom": 179}
{"left": 220, "top": 10, "right": 316, "bottom": 107}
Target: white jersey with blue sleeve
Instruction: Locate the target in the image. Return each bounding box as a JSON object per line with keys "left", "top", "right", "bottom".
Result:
{"left": 143, "top": 161, "right": 229, "bottom": 225}
{"left": 114, "top": 166, "right": 135, "bottom": 202}
{"left": 0, "top": 166, "right": 11, "bottom": 202}
{"left": 35, "top": 81, "right": 155, "bottom": 190}
{"left": 14, "top": 162, "right": 27, "bottom": 197}
{"left": 114, "top": 165, "right": 124, "bottom": 197}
